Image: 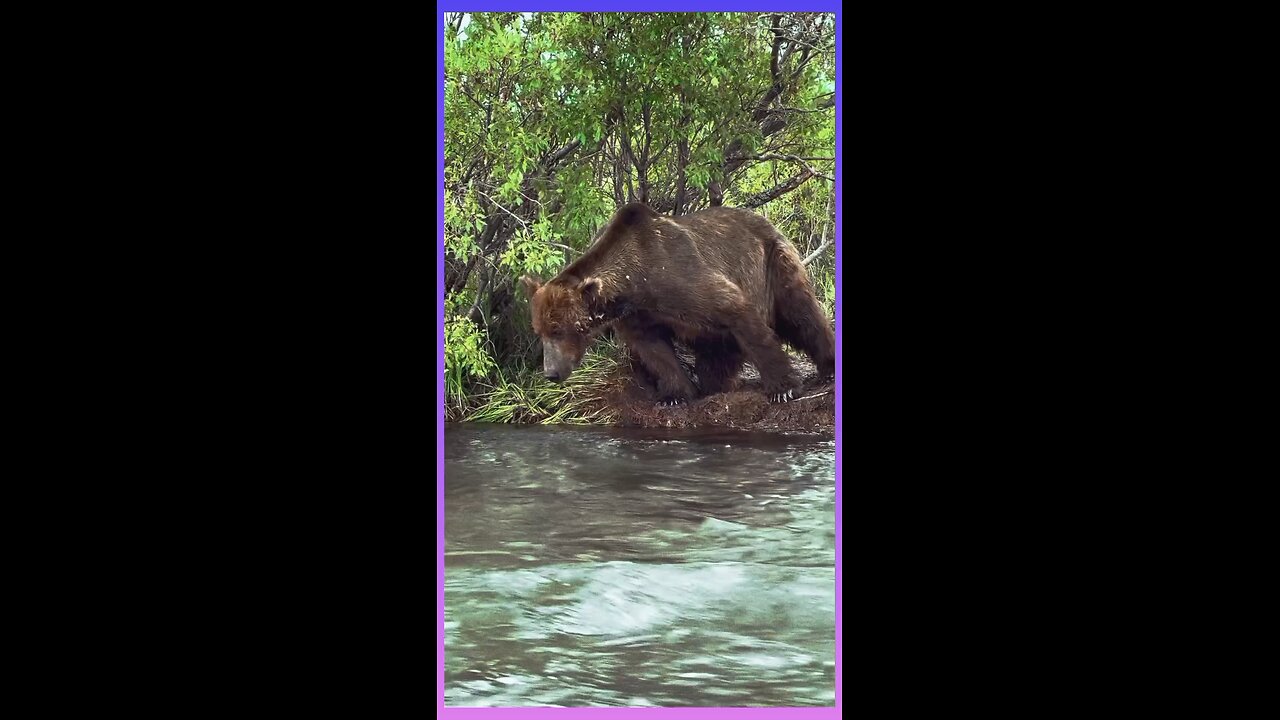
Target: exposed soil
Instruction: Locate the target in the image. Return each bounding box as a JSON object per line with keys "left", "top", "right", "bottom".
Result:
{"left": 602, "top": 353, "right": 834, "bottom": 435}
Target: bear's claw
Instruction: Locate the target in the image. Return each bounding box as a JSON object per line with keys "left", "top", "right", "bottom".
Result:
{"left": 769, "top": 389, "right": 797, "bottom": 404}
{"left": 658, "top": 398, "right": 687, "bottom": 408}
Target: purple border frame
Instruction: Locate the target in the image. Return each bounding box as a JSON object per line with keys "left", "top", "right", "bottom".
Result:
{"left": 440, "top": 4, "right": 840, "bottom": 716}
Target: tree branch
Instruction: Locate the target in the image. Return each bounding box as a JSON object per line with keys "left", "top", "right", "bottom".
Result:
{"left": 756, "top": 154, "right": 833, "bottom": 161}
{"left": 639, "top": 101, "right": 653, "bottom": 202}
{"left": 777, "top": 106, "right": 833, "bottom": 114}
{"left": 778, "top": 35, "right": 830, "bottom": 52}
{"left": 802, "top": 236, "right": 833, "bottom": 266}
{"left": 448, "top": 13, "right": 465, "bottom": 35}
{"left": 475, "top": 190, "right": 528, "bottom": 231}
{"left": 748, "top": 153, "right": 834, "bottom": 182}
{"left": 739, "top": 168, "right": 814, "bottom": 208}
{"left": 477, "top": 181, "right": 542, "bottom": 209}
{"left": 769, "top": 14, "right": 782, "bottom": 82}
{"left": 459, "top": 85, "right": 487, "bottom": 114}
{"left": 650, "top": 137, "right": 673, "bottom": 166}
{"left": 544, "top": 139, "right": 582, "bottom": 172}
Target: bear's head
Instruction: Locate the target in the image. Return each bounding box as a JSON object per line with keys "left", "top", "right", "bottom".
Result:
{"left": 520, "top": 274, "right": 605, "bottom": 383}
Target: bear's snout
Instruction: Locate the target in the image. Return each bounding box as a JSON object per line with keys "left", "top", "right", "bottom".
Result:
{"left": 541, "top": 342, "right": 576, "bottom": 383}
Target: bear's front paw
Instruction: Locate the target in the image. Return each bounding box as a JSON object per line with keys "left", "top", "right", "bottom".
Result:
{"left": 657, "top": 398, "right": 688, "bottom": 408}
{"left": 768, "top": 389, "right": 798, "bottom": 404}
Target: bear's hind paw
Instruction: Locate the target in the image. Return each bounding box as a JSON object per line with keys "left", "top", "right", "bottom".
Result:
{"left": 769, "top": 389, "right": 798, "bottom": 404}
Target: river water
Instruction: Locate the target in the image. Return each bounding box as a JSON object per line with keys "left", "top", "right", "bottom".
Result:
{"left": 443, "top": 423, "right": 837, "bottom": 707}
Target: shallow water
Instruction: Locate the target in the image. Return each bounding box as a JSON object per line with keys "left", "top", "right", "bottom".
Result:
{"left": 444, "top": 423, "right": 837, "bottom": 707}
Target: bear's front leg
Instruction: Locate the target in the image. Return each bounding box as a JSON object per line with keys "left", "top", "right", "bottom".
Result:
{"left": 623, "top": 347, "right": 660, "bottom": 394}
{"left": 618, "top": 331, "right": 698, "bottom": 407}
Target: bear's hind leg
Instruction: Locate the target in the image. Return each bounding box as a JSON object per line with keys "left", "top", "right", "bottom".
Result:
{"left": 725, "top": 311, "right": 799, "bottom": 400}
{"left": 774, "top": 292, "right": 836, "bottom": 379}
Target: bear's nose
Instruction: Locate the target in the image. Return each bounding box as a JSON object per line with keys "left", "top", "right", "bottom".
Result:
{"left": 543, "top": 370, "right": 562, "bottom": 382}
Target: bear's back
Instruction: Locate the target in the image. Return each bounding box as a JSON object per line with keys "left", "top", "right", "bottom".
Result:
{"left": 660, "top": 206, "right": 782, "bottom": 270}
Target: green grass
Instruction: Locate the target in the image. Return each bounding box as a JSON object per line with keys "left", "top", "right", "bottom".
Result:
{"left": 454, "top": 342, "right": 621, "bottom": 425}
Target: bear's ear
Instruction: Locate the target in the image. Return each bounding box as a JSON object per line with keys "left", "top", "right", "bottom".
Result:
{"left": 519, "top": 275, "right": 542, "bottom": 298}
{"left": 576, "top": 276, "right": 604, "bottom": 309}
{"left": 614, "top": 202, "right": 657, "bottom": 228}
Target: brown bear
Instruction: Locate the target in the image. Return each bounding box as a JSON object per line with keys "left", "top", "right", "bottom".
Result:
{"left": 521, "top": 202, "right": 835, "bottom": 405}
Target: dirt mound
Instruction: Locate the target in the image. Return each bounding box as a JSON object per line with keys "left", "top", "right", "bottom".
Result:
{"left": 604, "top": 354, "right": 834, "bottom": 434}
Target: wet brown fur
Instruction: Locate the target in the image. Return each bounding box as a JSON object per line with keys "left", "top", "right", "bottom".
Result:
{"left": 522, "top": 202, "right": 835, "bottom": 402}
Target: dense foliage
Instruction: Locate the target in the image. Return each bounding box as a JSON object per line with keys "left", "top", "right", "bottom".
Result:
{"left": 445, "top": 12, "right": 836, "bottom": 421}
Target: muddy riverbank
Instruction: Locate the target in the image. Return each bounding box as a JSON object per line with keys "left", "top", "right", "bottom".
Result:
{"left": 604, "top": 354, "right": 835, "bottom": 434}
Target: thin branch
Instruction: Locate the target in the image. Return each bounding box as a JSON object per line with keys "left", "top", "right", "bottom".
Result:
{"left": 789, "top": 46, "right": 817, "bottom": 81}
{"left": 476, "top": 181, "right": 542, "bottom": 209}
{"left": 475, "top": 190, "right": 528, "bottom": 230}
{"left": 778, "top": 35, "right": 831, "bottom": 52}
{"left": 650, "top": 137, "right": 674, "bottom": 166}
{"left": 473, "top": 193, "right": 575, "bottom": 254}
{"left": 802, "top": 236, "right": 833, "bottom": 266}
{"left": 692, "top": 116, "right": 735, "bottom": 152}
{"left": 458, "top": 86, "right": 487, "bottom": 113}
{"left": 748, "top": 153, "right": 834, "bottom": 182}
{"left": 567, "top": 149, "right": 603, "bottom": 167}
